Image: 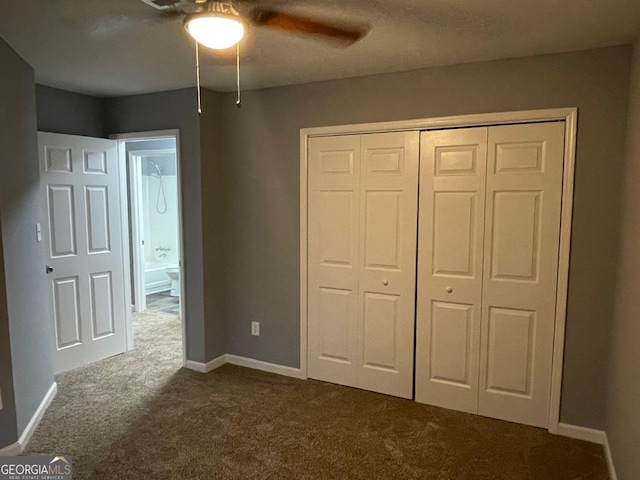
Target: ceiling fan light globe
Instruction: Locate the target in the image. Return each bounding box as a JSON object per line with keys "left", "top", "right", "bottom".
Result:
{"left": 186, "top": 15, "right": 245, "bottom": 50}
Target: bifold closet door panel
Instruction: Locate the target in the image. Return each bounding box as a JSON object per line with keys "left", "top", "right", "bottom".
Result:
{"left": 478, "top": 122, "right": 565, "bottom": 428}
{"left": 307, "top": 135, "right": 361, "bottom": 388}
{"left": 307, "top": 132, "right": 419, "bottom": 399}
{"left": 357, "top": 132, "right": 419, "bottom": 399}
{"left": 415, "top": 127, "right": 488, "bottom": 412}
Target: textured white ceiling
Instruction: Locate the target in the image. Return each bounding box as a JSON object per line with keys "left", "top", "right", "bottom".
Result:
{"left": 0, "top": 0, "right": 639, "bottom": 97}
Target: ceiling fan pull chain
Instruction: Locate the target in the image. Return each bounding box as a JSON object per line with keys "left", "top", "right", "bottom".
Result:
{"left": 196, "top": 41, "right": 202, "bottom": 114}
{"left": 236, "top": 41, "right": 242, "bottom": 108}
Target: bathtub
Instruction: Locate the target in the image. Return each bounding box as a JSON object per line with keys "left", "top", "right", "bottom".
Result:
{"left": 145, "top": 261, "right": 171, "bottom": 295}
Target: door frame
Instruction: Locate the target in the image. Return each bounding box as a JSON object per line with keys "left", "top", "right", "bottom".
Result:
{"left": 299, "top": 107, "right": 578, "bottom": 435}
{"left": 128, "top": 148, "right": 177, "bottom": 313}
{"left": 111, "top": 130, "right": 187, "bottom": 368}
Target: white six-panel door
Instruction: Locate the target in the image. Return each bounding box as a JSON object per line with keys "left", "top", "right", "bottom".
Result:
{"left": 415, "top": 122, "right": 565, "bottom": 428}
{"left": 39, "top": 132, "right": 127, "bottom": 374}
{"left": 307, "top": 132, "right": 419, "bottom": 399}
{"left": 478, "top": 122, "right": 564, "bottom": 428}
{"left": 307, "top": 135, "right": 361, "bottom": 388}
{"left": 415, "top": 127, "right": 488, "bottom": 413}
{"left": 358, "top": 133, "right": 419, "bottom": 397}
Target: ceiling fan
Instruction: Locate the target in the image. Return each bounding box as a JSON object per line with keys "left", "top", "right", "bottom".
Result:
{"left": 139, "top": 0, "right": 368, "bottom": 111}
{"left": 140, "top": 0, "right": 369, "bottom": 50}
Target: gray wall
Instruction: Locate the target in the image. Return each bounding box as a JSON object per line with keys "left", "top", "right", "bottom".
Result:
{"left": 0, "top": 38, "right": 54, "bottom": 440}
{"left": 210, "top": 46, "right": 632, "bottom": 430}
{"left": 0, "top": 223, "right": 17, "bottom": 447}
{"left": 36, "top": 85, "right": 105, "bottom": 138}
{"left": 200, "top": 89, "right": 227, "bottom": 361}
{"left": 606, "top": 38, "right": 640, "bottom": 479}
{"left": 103, "top": 88, "right": 209, "bottom": 363}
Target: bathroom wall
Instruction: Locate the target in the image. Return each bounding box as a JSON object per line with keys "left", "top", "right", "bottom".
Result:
{"left": 141, "top": 154, "right": 180, "bottom": 267}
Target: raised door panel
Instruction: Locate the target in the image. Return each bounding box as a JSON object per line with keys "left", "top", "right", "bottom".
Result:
{"left": 84, "top": 150, "right": 108, "bottom": 174}
{"left": 490, "top": 192, "right": 541, "bottom": 282}
{"left": 478, "top": 122, "right": 565, "bottom": 428}
{"left": 362, "top": 292, "right": 400, "bottom": 372}
{"left": 318, "top": 192, "right": 353, "bottom": 267}
{"left": 53, "top": 276, "right": 82, "bottom": 349}
{"left": 90, "top": 272, "right": 115, "bottom": 339}
{"left": 316, "top": 287, "right": 353, "bottom": 363}
{"left": 358, "top": 132, "right": 419, "bottom": 399}
{"left": 45, "top": 147, "right": 73, "bottom": 173}
{"left": 307, "top": 135, "right": 361, "bottom": 387}
{"left": 86, "top": 186, "right": 112, "bottom": 254}
{"left": 363, "top": 191, "right": 401, "bottom": 270}
{"left": 433, "top": 192, "right": 477, "bottom": 277}
{"left": 47, "top": 185, "right": 77, "bottom": 258}
{"left": 415, "top": 127, "right": 487, "bottom": 413}
{"left": 429, "top": 302, "right": 473, "bottom": 387}
{"left": 485, "top": 308, "right": 535, "bottom": 397}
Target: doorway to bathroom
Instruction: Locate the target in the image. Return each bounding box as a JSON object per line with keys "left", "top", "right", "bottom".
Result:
{"left": 128, "top": 142, "right": 181, "bottom": 315}
{"left": 114, "top": 130, "right": 186, "bottom": 361}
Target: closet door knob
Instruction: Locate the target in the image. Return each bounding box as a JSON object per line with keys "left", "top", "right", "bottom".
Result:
{"left": 383, "top": 279, "right": 389, "bottom": 286}
{"left": 446, "top": 286, "right": 453, "bottom": 293}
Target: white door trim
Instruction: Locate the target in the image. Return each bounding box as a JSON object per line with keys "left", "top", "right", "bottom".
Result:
{"left": 300, "top": 107, "right": 578, "bottom": 434}
{"left": 117, "top": 142, "right": 134, "bottom": 352}
{"left": 128, "top": 151, "right": 146, "bottom": 314}
{"left": 111, "top": 130, "right": 187, "bottom": 369}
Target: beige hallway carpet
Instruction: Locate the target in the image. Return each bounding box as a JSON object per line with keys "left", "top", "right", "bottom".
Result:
{"left": 25, "top": 311, "right": 608, "bottom": 479}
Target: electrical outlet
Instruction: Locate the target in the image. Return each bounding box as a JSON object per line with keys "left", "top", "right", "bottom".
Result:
{"left": 251, "top": 321, "right": 260, "bottom": 336}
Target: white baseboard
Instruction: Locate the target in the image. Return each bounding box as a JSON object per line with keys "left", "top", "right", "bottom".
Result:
{"left": 184, "top": 354, "right": 304, "bottom": 379}
{"left": 557, "top": 424, "right": 617, "bottom": 480}
{"left": 145, "top": 282, "right": 171, "bottom": 296}
{"left": 557, "top": 423, "right": 606, "bottom": 444}
{"left": 603, "top": 433, "right": 618, "bottom": 480}
{"left": 0, "top": 382, "right": 57, "bottom": 456}
{"left": 225, "top": 354, "right": 304, "bottom": 379}
{"left": 184, "top": 354, "right": 226, "bottom": 373}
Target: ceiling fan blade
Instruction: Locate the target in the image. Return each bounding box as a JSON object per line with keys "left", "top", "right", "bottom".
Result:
{"left": 246, "top": 8, "right": 368, "bottom": 47}
{"left": 139, "top": 0, "right": 205, "bottom": 12}
{"left": 139, "top": 0, "right": 206, "bottom": 16}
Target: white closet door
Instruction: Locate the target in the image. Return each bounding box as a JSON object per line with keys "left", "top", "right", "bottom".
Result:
{"left": 478, "top": 122, "right": 565, "bottom": 428}
{"left": 358, "top": 132, "right": 419, "bottom": 399}
{"left": 307, "top": 132, "right": 419, "bottom": 399}
{"left": 307, "top": 135, "right": 361, "bottom": 387}
{"left": 415, "top": 127, "right": 488, "bottom": 412}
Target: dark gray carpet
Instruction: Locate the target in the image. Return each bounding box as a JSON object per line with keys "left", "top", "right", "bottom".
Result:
{"left": 25, "top": 311, "right": 608, "bottom": 479}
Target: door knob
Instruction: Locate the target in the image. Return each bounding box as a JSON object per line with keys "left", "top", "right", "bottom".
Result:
{"left": 446, "top": 286, "right": 453, "bottom": 293}
{"left": 46, "top": 265, "right": 54, "bottom": 274}
{"left": 383, "top": 279, "right": 389, "bottom": 286}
